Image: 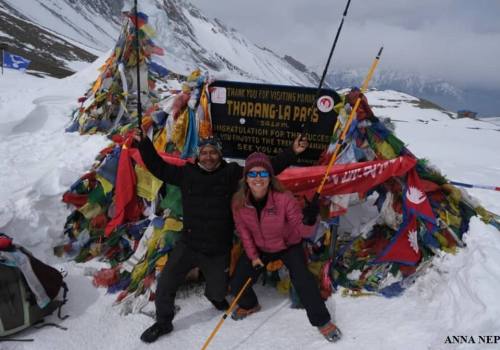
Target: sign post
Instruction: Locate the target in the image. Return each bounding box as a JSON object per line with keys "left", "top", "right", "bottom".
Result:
{"left": 209, "top": 81, "right": 341, "bottom": 165}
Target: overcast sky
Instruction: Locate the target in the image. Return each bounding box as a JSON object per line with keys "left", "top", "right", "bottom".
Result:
{"left": 188, "top": 0, "right": 500, "bottom": 90}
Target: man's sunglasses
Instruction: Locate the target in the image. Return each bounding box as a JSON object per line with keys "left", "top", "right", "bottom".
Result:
{"left": 246, "top": 170, "right": 270, "bottom": 178}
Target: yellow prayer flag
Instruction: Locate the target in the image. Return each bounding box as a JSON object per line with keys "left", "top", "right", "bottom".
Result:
{"left": 376, "top": 140, "right": 398, "bottom": 159}
{"left": 147, "top": 228, "right": 165, "bottom": 256}
{"left": 141, "top": 24, "right": 156, "bottom": 38}
{"left": 96, "top": 174, "right": 113, "bottom": 194}
{"left": 276, "top": 278, "right": 291, "bottom": 294}
{"left": 164, "top": 217, "right": 183, "bottom": 232}
{"left": 131, "top": 260, "right": 148, "bottom": 283}
{"left": 91, "top": 75, "right": 103, "bottom": 94}
{"left": 135, "top": 165, "right": 163, "bottom": 201}
{"left": 187, "top": 68, "right": 201, "bottom": 82}
{"left": 153, "top": 128, "right": 167, "bottom": 152}
{"left": 155, "top": 255, "right": 168, "bottom": 271}
{"left": 78, "top": 202, "right": 102, "bottom": 219}
{"left": 172, "top": 109, "right": 189, "bottom": 151}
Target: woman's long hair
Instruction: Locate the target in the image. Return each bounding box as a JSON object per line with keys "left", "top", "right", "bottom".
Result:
{"left": 232, "top": 175, "right": 287, "bottom": 211}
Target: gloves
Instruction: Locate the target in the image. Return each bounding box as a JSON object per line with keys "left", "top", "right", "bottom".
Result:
{"left": 302, "top": 195, "right": 320, "bottom": 226}
{"left": 250, "top": 263, "right": 264, "bottom": 281}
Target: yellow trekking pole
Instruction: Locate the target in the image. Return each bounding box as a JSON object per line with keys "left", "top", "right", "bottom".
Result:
{"left": 201, "top": 276, "right": 253, "bottom": 350}
{"left": 315, "top": 46, "right": 384, "bottom": 199}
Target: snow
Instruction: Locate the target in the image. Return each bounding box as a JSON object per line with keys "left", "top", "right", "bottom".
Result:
{"left": 122, "top": 0, "right": 317, "bottom": 85}
{"left": 369, "top": 90, "right": 500, "bottom": 211}
{"left": 1, "top": 0, "right": 120, "bottom": 52}
{"left": 3, "top": 0, "right": 317, "bottom": 86}
{"left": 481, "top": 116, "right": 500, "bottom": 127}
{"left": 0, "top": 32, "right": 14, "bottom": 40}
{"left": 0, "top": 63, "right": 109, "bottom": 260}
{"left": 1, "top": 64, "right": 500, "bottom": 350}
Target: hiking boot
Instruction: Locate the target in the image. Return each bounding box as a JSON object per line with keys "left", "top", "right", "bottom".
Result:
{"left": 209, "top": 298, "right": 229, "bottom": 311}
{"left": 231, "top": 304, "right": 261, "bottom": 321}
{"left": 140, "top": 322, "right": 173, "bottom": 343}
{"left": 318, "top": 321, "right": 342, "bottom": 342}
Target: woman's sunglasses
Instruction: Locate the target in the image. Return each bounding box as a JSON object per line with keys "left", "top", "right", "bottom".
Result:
{"left": 246, "top": 170, "right": 270, "bottom": 178}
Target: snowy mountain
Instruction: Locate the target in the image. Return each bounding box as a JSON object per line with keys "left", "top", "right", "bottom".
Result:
{"left": 0, "top": 1, "right": 101, "bottom": 77}
{"left": 3, "top": 0, "right": 497, "bottom": 114}
{"left": 329, "top": 69, "right": 462, "bottom": 98}
{"left": 0, "top": 0, "right": 123, "bottom": 52}
{"left": 1, "top": 63, "right": 499, "bottom": 349}
{"left": 138, "top": 0, "right": 318, "bottom": 85}
{"left": 326, "top": 68, "right": 500, "bottom": 118}
{"left": 0, "top": 0, "right": 318, "bottom": 85}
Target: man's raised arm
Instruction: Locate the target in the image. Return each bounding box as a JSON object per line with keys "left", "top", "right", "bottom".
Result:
{"left": 134, "top": 130, "right": 184, "bottom": 186}
{"left": 270, "top": 134, "right": 309, "bottom": 174}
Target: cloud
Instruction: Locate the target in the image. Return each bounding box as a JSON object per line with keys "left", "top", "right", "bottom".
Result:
{"left": 188, "top": 0, "right": 500, "bottom": 88}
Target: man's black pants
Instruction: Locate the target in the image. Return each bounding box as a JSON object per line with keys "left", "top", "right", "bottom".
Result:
{"left": 155, "top": 240, "right": 229, "bottom": 326}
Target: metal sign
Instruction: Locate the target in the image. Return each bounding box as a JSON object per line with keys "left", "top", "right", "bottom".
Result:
{"left": 209, "top": 80, "right": 341, "bottom": 165}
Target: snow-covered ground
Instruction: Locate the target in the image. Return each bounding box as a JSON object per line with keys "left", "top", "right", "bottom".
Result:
{"left": 481, "top": 116, "right": 500, "bottom": 127}
{"left": 1, "top": 65, "right": 500, "bottom": 350}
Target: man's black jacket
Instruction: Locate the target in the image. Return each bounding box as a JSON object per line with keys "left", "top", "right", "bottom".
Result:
{"left": 137, "top": 138, "right": 297, "bottom": 255}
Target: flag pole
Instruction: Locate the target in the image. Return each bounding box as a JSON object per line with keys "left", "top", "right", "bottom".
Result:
{"left": 0, "top": 43, "right": 6, "bottom": 75}
{"left": 301, "top": 0, "right": 352, "bottom": 134}
{"left": 133, "top": 0, "right": 143, "bottom": 134}
{"left": 450, "top": 180, "right": 500, "bottom": 192}
{"left": 313, "top": 46, "right": 384, "bottom": 203}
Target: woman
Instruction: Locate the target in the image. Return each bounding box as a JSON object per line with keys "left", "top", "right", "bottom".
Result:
{"left": 230, "top": 152, "right": 342, "bottom": 342}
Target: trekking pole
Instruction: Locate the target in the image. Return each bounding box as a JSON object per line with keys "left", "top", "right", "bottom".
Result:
{"left": 300, "top": 0, "right": 352, "bottom": 135}
{"left": 133, "top": 0, "right": 143, "bottom": 135}
{"left": 200, "top": 276, "right": 253, "bottom": 350}
{"left": 311, "top": 46, "right": 384, "bottom": 205}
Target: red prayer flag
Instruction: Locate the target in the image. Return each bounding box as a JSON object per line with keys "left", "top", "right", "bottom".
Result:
{"left": 105, "top": 146, "right": 138, "bottom": 237}
{"left": 374, "top": 214, "right": 422, "bottom": 265}
{"left": 127, "top": 12, "right": 148, "bottom": 28}
{"left": 405, "top": 168, "right": 437, "bottom": 232}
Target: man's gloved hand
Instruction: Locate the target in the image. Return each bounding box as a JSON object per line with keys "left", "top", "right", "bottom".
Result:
{"left": 302, "top": 195, "right": 320, "bottom": 226}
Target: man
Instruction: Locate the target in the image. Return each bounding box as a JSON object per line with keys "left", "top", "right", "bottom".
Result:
{"left": 134, "top": 131, "right": 308, "bottom": 343}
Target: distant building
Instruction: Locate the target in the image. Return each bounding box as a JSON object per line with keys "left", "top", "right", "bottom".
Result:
{"left": 457, "top": 110, "right": 478, "bottom": 119}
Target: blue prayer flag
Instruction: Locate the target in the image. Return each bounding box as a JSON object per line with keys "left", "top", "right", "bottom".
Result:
{"left": 148, "top": 61, "right": 168, "bottom": 77}
{"left": 3, "top": 51, "right": 31, "bottom": 71}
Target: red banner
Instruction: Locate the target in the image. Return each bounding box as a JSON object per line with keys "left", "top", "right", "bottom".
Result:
{"left": 277, "top": 155, "right": 417, "bottom": 197}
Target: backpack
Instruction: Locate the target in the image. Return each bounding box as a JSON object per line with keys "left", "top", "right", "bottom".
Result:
{"left": 0, "top": 236, "right": 68, "bottom": 338}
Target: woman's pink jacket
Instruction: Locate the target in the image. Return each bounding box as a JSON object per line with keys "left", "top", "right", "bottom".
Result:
{"left": 232, "top": 190, "right": 316, "bottom": 261}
